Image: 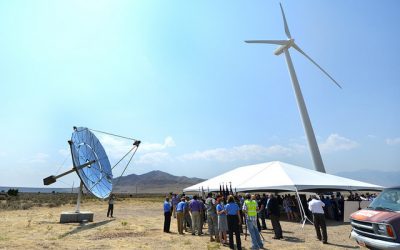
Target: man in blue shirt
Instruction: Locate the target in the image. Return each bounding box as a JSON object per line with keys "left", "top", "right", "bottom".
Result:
{"left": 226, "top": 195, "right": 242, "bottom": 250}
{"left": 176, "top": 197, "right": 186, "bottom": 235}
{"left": 163, "top": 197, "right": 171, "bottom": 233}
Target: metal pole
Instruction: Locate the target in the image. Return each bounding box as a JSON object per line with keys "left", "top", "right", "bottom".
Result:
{"left": 75, "top": 181, "right": 83, "bottom": 213}
{"left": 284, "top": 49, "right": 326, "bottom": 173}
{"left": 43, "top": 160, "right": 96, "bottom": 185}
{"left": 294, "top": 187, "right": 313, "bottom": 227}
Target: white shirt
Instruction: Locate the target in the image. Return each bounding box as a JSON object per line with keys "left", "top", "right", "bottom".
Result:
{"left": 308, "top": 199, "right": 325, "bottom": 214}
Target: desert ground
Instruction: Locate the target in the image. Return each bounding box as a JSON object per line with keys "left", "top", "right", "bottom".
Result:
{"left": 0, "top": 196, "right": 362, "bottom": 250}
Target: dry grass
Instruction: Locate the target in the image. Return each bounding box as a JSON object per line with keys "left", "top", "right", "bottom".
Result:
{"left": 0, "top": 197, "right": 361, "bottom": 250}
{"left": 0, "top": 193, "right": 79, "bottom": 210}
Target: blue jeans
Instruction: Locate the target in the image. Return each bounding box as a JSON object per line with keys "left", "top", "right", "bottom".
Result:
{"left": 247, "top": 218, "right": 263, "bottom": 249}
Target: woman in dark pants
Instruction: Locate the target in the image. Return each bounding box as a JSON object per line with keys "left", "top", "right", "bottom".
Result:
{"left": 225, "top": 195, "right": 242, "bottom": 250}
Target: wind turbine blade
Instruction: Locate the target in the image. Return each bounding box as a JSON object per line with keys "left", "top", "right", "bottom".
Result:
{"left": 245, "top": 40, "right": 287, "bottom": 45}
{"left": 280, "top": 3, "right": 292, "bottom": 39}
{"left": 292, "top": 43, "right": 342, "bottom": 89}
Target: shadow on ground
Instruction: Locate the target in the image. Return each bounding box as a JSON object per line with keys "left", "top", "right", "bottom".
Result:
{"left": 325, "top": 242, "right": 359, "bottom": 249}
{"left": 281, "top": 235, "right": 304, "bottom": 243}
{"left": 58, "top": 219, "right": 115, "bottom": 238}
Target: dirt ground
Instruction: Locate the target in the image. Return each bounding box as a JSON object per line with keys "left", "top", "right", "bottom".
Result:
{"left": 0, "top": 198, "right": 362, "bottom": 250}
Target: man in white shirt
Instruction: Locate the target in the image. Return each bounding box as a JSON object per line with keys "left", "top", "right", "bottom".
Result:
{"left": 308, "top": 195, "right": 327, "bottom": 244}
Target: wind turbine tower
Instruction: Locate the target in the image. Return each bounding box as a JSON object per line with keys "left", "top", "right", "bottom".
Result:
{"left": 246, "top": 3, "right": 341, "bottom": 173}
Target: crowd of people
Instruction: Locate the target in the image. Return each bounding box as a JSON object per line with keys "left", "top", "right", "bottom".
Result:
{"left": 162, "top": 191, "right": 381, "bottom": 249}
{"left": 163, "top": 192, "right": 303, "bottom": 250}
{"left": 346, "top": 192, "right": 377, "bottom": 201}
{"left": 103, "top": 190, "right": 378, "bottom": 248}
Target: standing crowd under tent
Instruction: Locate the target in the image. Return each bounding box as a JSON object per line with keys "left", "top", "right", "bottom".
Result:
{"left": 160, "top": 161, "right": 383, "bottom": 249}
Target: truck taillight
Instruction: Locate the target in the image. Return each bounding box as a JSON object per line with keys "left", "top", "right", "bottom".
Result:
{"left": 386, "top": 225, "right": 395, "bottom": 238}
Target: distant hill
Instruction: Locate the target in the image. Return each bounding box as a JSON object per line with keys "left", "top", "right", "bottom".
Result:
{"left": 335, "top": 170, "right": 400, "bottom": 188}
{"left": 0, "top": 186, "right": 76, "bottom": 193}
{"left": 113, "top": 170, "right": 205, "bottom": 194}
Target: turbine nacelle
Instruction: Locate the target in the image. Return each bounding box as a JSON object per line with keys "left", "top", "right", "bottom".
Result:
{"left": 244, "top": 4, "right": 341, "bottom": 89}
{"left": 274, "top": 39, "right": 294, "bottom": 56}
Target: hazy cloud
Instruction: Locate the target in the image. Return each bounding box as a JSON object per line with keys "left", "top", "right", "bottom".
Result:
{"left": 178, "top": 134, "right": 358, "bottom": 164}
{"left": 141, "top": 136, "right": 176, "bottom": 151}
{"left": 288, "top": 143, "right": 307, "bottom": 154}
{"left": 66, "top": 133, "right": 360, "bottom": 169}
{"left": 65, "top": 135, "right": 175, "bottom": 166}
{"left": 320, "top": 134, "right": 358, "bottom": 153}
{"left": 97, "top": 134, "right": 174, "bottom": 157}
{"left": 137, "top": 152, "right": 171, "bottom": 165}
{"left": 178, "top": 144, "right": 301, "bottom": 163}
{"left": 98, "top": 134, "right": 133, "bottom": 160}
{"left": 58, "top": 148, "right": 69, "bottom": 157}
{"left": 386, "top": 137, "right": 400, "bottom": 146}
{"left": 27, "top": 153, "right": 50, "bottom": 163}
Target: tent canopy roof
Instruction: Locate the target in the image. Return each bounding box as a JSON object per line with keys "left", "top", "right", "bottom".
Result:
{"left": 183, "top": 161, "right": 384, "bottom": 193}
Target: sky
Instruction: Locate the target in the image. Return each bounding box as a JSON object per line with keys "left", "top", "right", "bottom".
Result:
{"left": 0, "top": 0, "right": 399, "bottom": 188}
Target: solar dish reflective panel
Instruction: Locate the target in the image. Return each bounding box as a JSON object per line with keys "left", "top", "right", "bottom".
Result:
{"left": 70, "top": 127, "right": 112, "bottom": 199}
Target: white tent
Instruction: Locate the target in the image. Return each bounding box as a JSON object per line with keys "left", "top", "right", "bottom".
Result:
{"left": 183, "top": 161, "right": 383, "bottom": 193}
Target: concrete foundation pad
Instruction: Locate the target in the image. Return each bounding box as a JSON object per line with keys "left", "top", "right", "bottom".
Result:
{"left": 60, "top": 211, "right": 94, "bottom": 223}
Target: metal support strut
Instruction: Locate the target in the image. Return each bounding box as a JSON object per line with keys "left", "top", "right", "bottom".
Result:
{"left": 75, "top": 181, "right": 83, "bottom": 213}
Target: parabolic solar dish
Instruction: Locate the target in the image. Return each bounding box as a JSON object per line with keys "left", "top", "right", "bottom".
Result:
{"left": 70, "top": 127, "right": 112, "bottom": 199}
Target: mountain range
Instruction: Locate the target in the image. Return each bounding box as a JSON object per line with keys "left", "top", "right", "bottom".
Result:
{"left": 113, "top": 170, "right": 205, "bottom": 194}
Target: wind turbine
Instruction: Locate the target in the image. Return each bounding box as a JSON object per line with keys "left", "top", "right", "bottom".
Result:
{"left": 245, "top": 3, "right": 341, "bottom": 173}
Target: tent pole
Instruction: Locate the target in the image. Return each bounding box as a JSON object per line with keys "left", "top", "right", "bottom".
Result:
{"left": 294, "top": 187, "right": 313, "bottom": 228}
